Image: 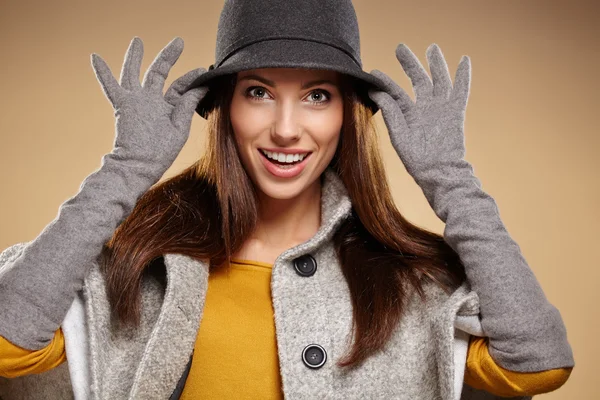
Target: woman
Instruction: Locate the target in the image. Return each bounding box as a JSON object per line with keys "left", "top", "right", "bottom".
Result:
{"left": 0, "top": 0, "right": 574, "bottom": 399}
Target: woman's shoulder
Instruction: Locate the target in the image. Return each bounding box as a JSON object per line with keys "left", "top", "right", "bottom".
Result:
{"left": 0, "top": 241, "right": 31, "bottom": 273}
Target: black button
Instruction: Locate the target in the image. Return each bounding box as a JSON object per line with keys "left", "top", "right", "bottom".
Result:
{"left": 302, "top": 344, "right": 327, "bottom": 369}
{"left": 293, "top": 254, "right": 317, "bottom": 277}
{"left": 208, "top": 64, "right": 215, "bottom": 70}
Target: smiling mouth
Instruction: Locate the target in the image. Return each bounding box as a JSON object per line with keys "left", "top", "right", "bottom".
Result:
{"left": 259, "top": 149, "right": 312, "bottom": 166}
{"left": 257, "top": 149, "right": 314, "bottom": 179}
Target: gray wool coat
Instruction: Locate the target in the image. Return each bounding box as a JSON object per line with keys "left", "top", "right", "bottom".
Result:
{"left": 0, "top": 169, "right": 572, "bottom": 399}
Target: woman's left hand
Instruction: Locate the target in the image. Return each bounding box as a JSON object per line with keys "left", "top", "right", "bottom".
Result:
{"left": 368, "top": 46, "right": 575, "bottom": 379}
{"left": 367, "top": 43, "right": 472, "bottom": 183}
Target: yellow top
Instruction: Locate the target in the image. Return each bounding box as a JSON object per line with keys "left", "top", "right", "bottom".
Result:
{"left": 180, "top": 258, "right": 283, "bottom": 399}
{"left": 0, "top": 258, "right": 571, "bottom": 398}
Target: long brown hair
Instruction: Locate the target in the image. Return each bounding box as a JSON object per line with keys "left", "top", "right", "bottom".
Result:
{"left": 100, "top": 72, "right": 466, "bottom": 369}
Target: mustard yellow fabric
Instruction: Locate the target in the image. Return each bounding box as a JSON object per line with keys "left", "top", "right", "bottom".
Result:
{"left": 0, "top": 326, "right": 66, "bottom": 378}
{"left": 0, "top": 258, "right": 571, "bottom": 398}
{"left": 179, "top": 258, "right": 284, "bottom": 399}
{"left": 464, "top": 335, "right": 572, "bottom": 396}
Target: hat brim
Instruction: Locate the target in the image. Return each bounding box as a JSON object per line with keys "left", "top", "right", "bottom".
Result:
{"left": 185, "top": 38, "right": 388, "bottom": 119}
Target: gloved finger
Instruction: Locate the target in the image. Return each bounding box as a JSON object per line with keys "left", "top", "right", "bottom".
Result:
{"left": 164, "top": 67, "right": 208, "bottom": 104}
{"left": 425, "top": 43, "right": 452, "bottom": 99}
{"left": 395, "top": 43, "right": 433, "bottom": 101}
{"left": 91, "top": 53, "right": 123, "bottom": 108}
{"left": 369, "top": 69, "right": 414, "bottom": 114}
{"left": 367, "top": 90, "right": 411, "bottom": 150}
{"left": 119, "top": 37, "right": 144, "bottom": 91}
{"left": 171, "top": 86, "right": 210, "bottom": 131}
{"left": 141, "top": 37, "right": 185, "bottom": 94}
{"left": 451, "top": 55, "right": 471, "bottom": 111}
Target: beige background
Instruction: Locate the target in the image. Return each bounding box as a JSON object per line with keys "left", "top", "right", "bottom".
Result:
{"left": 0, "top": 0, "right": 597, "bottom": 398}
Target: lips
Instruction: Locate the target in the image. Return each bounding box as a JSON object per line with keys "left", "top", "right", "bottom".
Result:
{"left": 258, "top": 148, "right": 312, "bottom": 179}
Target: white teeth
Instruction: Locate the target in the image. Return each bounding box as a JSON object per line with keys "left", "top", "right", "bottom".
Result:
{"left": 261, "top": 149, "right": 309, "bottom": 163}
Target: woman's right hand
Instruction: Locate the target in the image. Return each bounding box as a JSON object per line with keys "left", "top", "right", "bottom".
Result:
{"left": 91, "top": 36, "right": 209, "bottom": 176}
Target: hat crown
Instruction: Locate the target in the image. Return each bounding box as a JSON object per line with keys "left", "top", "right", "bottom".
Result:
{"left": 215, "top": 0, "right": 362, "bottom": 69}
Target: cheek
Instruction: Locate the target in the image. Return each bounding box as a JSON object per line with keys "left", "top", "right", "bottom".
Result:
{"left": 307, "top": 107, "right": 343, "bottom": 151}
{"left": 230, "top": 100, "right": 265, "bottom": 147}
{"left": 231, "top": 94, "right": 269, "bottom": 132}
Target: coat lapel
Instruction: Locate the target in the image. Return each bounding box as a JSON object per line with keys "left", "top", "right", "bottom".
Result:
{"left": 83, "top": 252, "right": 209, "bottom": 399}
{"left": 127, "top": 253, "right": 209, "bottom": 399}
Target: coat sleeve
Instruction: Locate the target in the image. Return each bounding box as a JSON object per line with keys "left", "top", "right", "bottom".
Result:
{"left": 0, "top": 329, "right": 66, "bottom": 378}
{"left": 464, "top": 335, "right": 572, "bottom": 397}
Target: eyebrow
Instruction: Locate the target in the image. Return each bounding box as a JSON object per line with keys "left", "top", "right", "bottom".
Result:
{"left": 238, "top": 74, "right": 338, "bottom": 89}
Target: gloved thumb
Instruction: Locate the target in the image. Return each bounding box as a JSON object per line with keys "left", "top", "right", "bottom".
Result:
{"left": 171, "top": 86, "right": 209, "bottom": 131}
{"left": 367, "top": 88, "right": 411, "bottom": 153}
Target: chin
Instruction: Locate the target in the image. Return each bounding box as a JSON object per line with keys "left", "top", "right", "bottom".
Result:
{"left": 254, "top": 177, "right": 310, "bottom": 200}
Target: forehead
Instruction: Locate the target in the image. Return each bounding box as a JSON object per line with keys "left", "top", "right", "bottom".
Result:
{"left": 236, "top": 68, "right": 341, "bottom": 85}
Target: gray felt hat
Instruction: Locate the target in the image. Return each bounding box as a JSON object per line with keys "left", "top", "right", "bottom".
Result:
{"left": 186, "top": 0, "right": 387, "bottom": 119}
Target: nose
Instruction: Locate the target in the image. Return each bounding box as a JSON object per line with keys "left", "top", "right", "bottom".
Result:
{"left": 271, "top": 98, "right": 301, "bottom": 143}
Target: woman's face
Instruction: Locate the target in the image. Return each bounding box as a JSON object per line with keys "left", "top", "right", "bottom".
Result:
{"left": 230, "top": 68, "right": 344, "bottom": 201}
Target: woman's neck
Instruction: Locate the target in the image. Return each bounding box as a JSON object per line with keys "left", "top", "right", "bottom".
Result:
{"left": 256, "top": 178, "right": 322, "bottom": 247}
{"left": 232, "top": 179, "right": 322, "bottom": 263}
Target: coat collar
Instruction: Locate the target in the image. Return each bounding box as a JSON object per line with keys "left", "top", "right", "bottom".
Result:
{"left": 271, "top": 167, "right": 352, "bottom": 265}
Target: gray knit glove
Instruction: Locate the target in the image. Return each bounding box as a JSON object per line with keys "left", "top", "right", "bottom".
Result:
{"left": 0, "top": 37, "right": 209, "bottom": 350}
{"left": 367, "top": 43, "right": 574, "bottom": 372}
{"left": 367, "top": 43, "right": 473, "bottom": 208}
{"left": 92, "top": 36, "right": 209, "bottom": 178}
